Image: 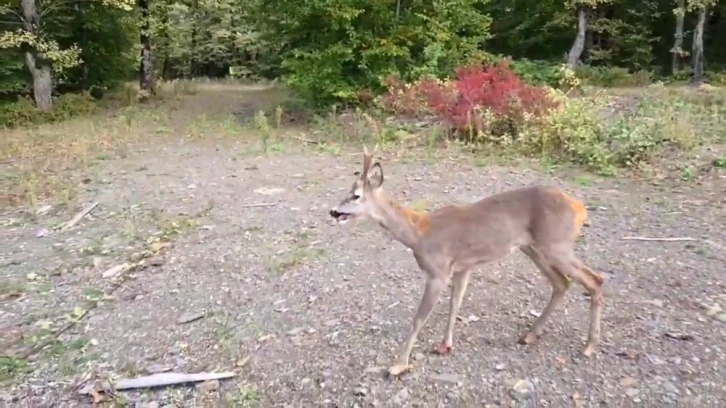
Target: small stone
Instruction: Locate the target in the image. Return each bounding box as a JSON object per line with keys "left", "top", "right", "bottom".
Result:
{"left": 324, "top": 319, "right": 339, "bottom": 327}
{"left": 129, "top": 252, "right": 143, "bottom": 262}
{"left": 430, "top": 373, "right": 463, "bottom": 384}
{"left": 102, "top": 263, "right": 131, "bottom": 278}
{"left": 663, "top": 381, "right": 679, "bottom": 394}
{"left": 364, "top": 366, "right": 386, "bottom": 375}
{"left": 139, "top": 402, "right": 159, "bottom": 408}
{"left": 287, "top": 327, "right": 306, "bottom": 336}
{"left": 413, "top": 352, "right": 426, "bottom": 361}
{"left": 715, "top": 313, "right": 726, "bottom": 323}
{"left": 148, "top": 257, "right": 165, "bottom": 266}
{"left": 619, "top": 377, "right": 638, "bottom": 387}
{"left": 625, "top": 388, "right": 640, "bottom": 398}
{"left": 353, "top": 387, "right": 367, "bottom": 396}
{"left": 146, "top": 364, "right": 173, "bottom": 374}
{"left": 177, "top": 311, "right": 205, "bottom": 324}
{"left": 665, "top": 332, "right": 694, "bottom": 341}
{"left": 391, "top": 388, "right": 409, "bottom": 405}
{"left": 495, "top": 363, "right": 506, "bottom": 371}
{"left": 510, "top": 379, "right": 535, "bottom": 401}
{"left": 195, "top": 380, "right": 219, "bottom": 393}
{"left": 705, "top": 304, "right": 722, "bottom": 316}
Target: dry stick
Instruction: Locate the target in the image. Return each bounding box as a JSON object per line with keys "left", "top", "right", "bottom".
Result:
{"left": 60, "top": 201, "right": 100, "bottom": 231}
{"left": 292, "top": 135, "right": 319, "bottom": 144}
{"left": 16, "top": 259, "right": 143, "bottom": 359}
{"left": 621, "top": 236, "right": 696, "bottom": 242}
{"left": 19, "top": 308, "right": 90, "bottom": 359}
{"left": 79, "top": 372, "right": 237, "bottom": 394}
{"left": 242, "top": 202, "right": 278, "bottom": 208}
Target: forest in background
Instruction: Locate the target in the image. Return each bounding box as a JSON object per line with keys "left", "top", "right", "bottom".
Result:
{"left": 1, "top": 0, "right": 725, "bottom": 117}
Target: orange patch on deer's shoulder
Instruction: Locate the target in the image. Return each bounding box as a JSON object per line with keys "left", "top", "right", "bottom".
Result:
{"left": 559, "top": 191, "right": 588, "bottom": 238}
{"left": 406, "top": 210, "right": 431, "bottom": 234}
{"left": 391, "top": 201, "right": 431, "bottom": 234}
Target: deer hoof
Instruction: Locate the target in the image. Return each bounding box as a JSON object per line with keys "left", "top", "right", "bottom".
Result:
{"left": 582, "top": 344, "right": 597, "bottom": 357}
{"left": 387, "top": 363, "right": 413, "bottom": 377}
{"left": 517, "top": 332, "right": 539, "bottom": 345}
{"left": 433, "top": 342, "right": 452, "bottom": 355}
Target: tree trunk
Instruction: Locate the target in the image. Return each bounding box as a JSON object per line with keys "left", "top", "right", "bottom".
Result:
{"left": 24, "top": 53, "right": 53, "bottom": 110}
{"left": 567, "top": 6, "right": 588, "bottom": 67}
{"left": 692, "top": 7, "right": 707, "bottom": 85}
{"left": 21, "top": 0, "right": 53, "bottom": 111}
{"left": 671, "top": 0, "right": 686, "bottom": 74}
{"left": 138, "top": 0, "right": 155, "bottom": 94}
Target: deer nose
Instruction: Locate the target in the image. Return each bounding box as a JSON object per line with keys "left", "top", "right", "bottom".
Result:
{"left": 329, "top": 209, "right": 340, "bottom": 218}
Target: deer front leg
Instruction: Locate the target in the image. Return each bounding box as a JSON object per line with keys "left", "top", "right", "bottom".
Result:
{"left": 435, "top": 269, "right": 472, "bottom": 355}
{"left": 388, "top": 276, "right": 446, "bottom": 376}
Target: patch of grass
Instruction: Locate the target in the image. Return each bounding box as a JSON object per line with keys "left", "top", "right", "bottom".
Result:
{"left": 226, "top": 384, "right": 260, "bottom": 407}
{"left": 680, "top": 166, "right": 696, "bottom": 181}
{"left": 0, "top": 356, "right": 30, "bottom": 383}
{"left": 268, "top": 230, "right": 327, "bottom": 274}
{"left": 1, "top": 80, "right": 291, "bottom": 210}
{"left": 574, "top": 175, "right": 593, "bottom": 186}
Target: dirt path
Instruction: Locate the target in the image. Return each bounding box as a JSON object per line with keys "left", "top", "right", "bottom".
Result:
{"left": 2, "top": 134, "right": 726, "bottom": 406}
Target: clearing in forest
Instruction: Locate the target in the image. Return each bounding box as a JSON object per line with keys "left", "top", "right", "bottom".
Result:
{"left": 1, "top": 83, "right": 725, "bottom": 407}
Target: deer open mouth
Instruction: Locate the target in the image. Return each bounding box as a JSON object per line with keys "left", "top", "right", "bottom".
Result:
{"left": 329, "top": 209, "right": 352, "bottom": 223}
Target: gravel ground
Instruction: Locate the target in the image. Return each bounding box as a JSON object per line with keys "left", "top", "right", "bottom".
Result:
{"left": 1, "top": 139, "right": 725, "bottom": 407}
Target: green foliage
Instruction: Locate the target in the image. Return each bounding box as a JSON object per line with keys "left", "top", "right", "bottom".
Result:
{"left": 574, "top": 66, "right": 653, "bottom": 87}
{"left": 519, "top": 86, "right": 707, "bottom": 174}
{"left": 0, "top": 93, "right": 98, "bottom": 128}
{"left": 254, "top": 0, "right": 493, "bottom": 107}
{"left": 509, "top": 59, "right": 566, "bottom": 88}
{"left": 153, "top": 0, "right": 275, "bottom": 80}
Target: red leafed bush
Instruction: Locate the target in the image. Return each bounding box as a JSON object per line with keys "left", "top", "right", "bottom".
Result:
{"left": 379, "top": 61, "right": 560, "bottom": 139}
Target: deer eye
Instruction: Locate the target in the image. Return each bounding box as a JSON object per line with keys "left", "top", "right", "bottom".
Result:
{"left": 352, "top": 194, "right": 360, "bottom": 200}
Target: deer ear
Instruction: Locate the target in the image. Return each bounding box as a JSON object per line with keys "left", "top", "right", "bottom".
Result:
{"left": 367, "top": 162, "right": 384, "bottom": 188}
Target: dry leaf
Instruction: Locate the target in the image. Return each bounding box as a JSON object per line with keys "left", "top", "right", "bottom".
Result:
{"left": 571, "top": 390, "right": 583, "bottom": 408}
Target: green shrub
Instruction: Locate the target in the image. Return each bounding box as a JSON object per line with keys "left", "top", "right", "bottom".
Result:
{"left": 0, "top": 92, "right": 99, "bottom": 128}
{"left": 509, "top": 59, "right": 564, "bottom": 88}
{"left": 520, "top": 87, "right": 698, "bottom": 174}
{"left": 574, "top": 65, "right": 653, "bottom": 87}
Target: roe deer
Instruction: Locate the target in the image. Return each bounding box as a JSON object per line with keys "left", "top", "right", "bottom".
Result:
{"left": 328, "top": 147, "right": 605, "bottom": 376}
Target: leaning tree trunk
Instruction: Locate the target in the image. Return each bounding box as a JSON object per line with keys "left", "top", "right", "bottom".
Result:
{"left": 671, "top": 0, "right": 686, "bottom": 74}
{"left": 691, "top": 6, "right": 707, "bottom": 85}
{"left": 138, "top": 0, "right": 155, "bottom": 94}
{"left": 21, "top": 0, "right": 53, "bottom": 111}
{"left": 567, "top": 6, "right": 588, "bottom": 67}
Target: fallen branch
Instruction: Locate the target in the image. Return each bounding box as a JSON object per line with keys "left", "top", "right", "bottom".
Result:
{"left": 60, "top": 201, "right": 100, "bottom": 231}
{"left": 19, "top": 307, "right": 90, "bottom": 359}
{"left": 242, "top": 202, "right": 277, "bottom": 208}
{"left": 621, "top": 236, "right": 695, "bottom": 242}
{"left": 292, "top": 135, "right": 319, "bottom": 144}
{"left": 79, "top": 371, "right": 237, "bottom": 395}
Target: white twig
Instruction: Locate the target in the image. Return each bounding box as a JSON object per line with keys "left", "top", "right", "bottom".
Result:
{"left": 60, "top": 201, "right": 100, "bottom": 231}
{"left": 621, "top": 236, "right": 695, "bottom": 242}
{"left": 79, "top": 372, "right": 236, "bottom": 394}
{"left": 242, "top": 203, "right": 277, "bottom": 208}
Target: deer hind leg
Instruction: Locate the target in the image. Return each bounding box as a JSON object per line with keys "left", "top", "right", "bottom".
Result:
{"left": 537, "top": 245, "right": 604, "bottom": 357}
{"left": 518, "top": 245, "right": 571, "bottom": 345}
{"left": 435, "top": 268, "right": 472, "bottom": 355}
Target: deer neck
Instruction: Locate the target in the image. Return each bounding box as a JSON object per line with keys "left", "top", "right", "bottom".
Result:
{"left": 370, "top": 190, "right": 430, "bottom": 249}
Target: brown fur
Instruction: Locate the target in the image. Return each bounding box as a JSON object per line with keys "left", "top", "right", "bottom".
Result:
{"left": 330, "top": 152, "right": 606, "bottom": 377}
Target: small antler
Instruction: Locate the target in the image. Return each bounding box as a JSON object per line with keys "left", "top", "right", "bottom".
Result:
{"left": 361, "top": 144, "right": 373, "bottom": 179}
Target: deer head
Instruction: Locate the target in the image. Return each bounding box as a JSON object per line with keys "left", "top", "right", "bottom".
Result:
{"left": 329, "top": 145, "right": 384, "bottom": 224}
